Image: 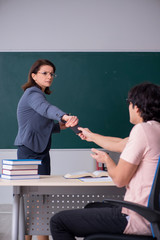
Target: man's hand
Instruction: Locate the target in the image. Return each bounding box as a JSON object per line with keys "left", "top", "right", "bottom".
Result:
{"left": 91, "top": 148, "right": 109, "bottom": 163}
{"left": 78, "top": 127, "right": 94, "bottom": 142}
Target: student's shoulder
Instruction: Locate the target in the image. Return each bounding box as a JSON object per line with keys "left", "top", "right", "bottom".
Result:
{"left": 130, "top": 122, "right": 146, "bottom": 137}
{"left": 139, "top": 121, "right": 160, "bottom": 135}
{"left": 130, "top": 121, "right": 157, "bottom": 139}
{"left": 132, "top": 122, "right": 147, "bottom": 130}
{"left": 134, "top": 121, "right": 159, "bottom": 130}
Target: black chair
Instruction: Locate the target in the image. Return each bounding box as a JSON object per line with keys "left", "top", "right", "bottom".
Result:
{"left": 84, "top": 157, "right": 160, "bottom": 240}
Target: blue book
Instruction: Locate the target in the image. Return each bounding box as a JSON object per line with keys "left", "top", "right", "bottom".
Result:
{"left": 2, "top": 159, "right": 42, "bottom": 165}
{"left": 1, "top": 174, "right": 40, "bottom": 180}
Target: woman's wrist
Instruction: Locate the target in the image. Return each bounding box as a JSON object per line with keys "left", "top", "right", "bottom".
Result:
{"left": 61, "top": 114, "right": 69, "bottom": 123}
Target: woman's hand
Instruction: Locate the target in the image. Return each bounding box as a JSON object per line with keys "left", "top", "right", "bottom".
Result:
{"left": 61, "top": 115, "right": 79, "bottom": 128}
{"left": 59, "top": 122, "right": 67, "bottom": 130}
{"left": 78, "top": 127, "right": 94, "bottom": 142}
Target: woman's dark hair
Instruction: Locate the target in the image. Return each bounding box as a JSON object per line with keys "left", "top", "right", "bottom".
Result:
{"left": 22, "top": 59, "right": 56, "bottom": 95}
{"left": 127, "top": 82, "right": 160, "bottom": 122}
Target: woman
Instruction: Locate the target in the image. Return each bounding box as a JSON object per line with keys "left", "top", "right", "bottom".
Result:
{"left": 14, "top": 59, "right": 79, "bottom": 240}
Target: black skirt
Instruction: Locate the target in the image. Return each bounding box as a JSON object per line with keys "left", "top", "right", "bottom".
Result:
{"left": 17, "top": 137, "right": 52, "bottom": 175}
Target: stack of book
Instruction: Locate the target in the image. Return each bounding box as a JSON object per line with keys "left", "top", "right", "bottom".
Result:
{"left": 1, "top": 159, "right": 42, "bottom": 180}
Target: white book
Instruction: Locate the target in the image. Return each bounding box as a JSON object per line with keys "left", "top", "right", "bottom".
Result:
{"left": 2, "top": 169, "right": 38, "bottom": 175}
{"left": 64, "top": 170, "right": 108, "bottom": 179}
{"left": 2, "top": 164, "right": 38, "bottom": 170}
{"left": 2, "top": 159, "right": 41, "bottom": 165}
{"left": 79, "top": 176, "right": 112, "bottom": 183}
{"left": 1, "top": 174, "right": 40, "bottom": 180}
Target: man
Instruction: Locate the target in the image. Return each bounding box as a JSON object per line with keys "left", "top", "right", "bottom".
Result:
{"left": 50, "top": 82, "right": 160, "bottom": 239}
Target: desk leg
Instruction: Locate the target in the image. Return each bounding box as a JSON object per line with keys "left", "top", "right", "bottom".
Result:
{"left": 12, "top": 193, "right": 20, "bottom": 240}
{"left": 19, "top": 195, "right": 25, "bottom": 240}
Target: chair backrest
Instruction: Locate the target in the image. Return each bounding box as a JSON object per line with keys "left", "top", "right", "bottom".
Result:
{"left": 147, "top": 156, "right": 160, "bottom": 238}
{"left": 148, "top": 156, "right": 160, "bottom": 211}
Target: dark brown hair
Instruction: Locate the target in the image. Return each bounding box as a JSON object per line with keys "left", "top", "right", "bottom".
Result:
{"left": 22, "top": 59, "right": 56, "bottom": 95}
{"left": 127, "top": 82, "right": 160, "bottom": 122}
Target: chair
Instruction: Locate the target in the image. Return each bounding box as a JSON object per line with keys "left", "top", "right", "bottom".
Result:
{"left": 84, "top": 157, "right": 160, "bottom": 240}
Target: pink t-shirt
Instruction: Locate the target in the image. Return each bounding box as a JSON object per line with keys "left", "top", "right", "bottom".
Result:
{"left": 120, "top": 120, "right": 160, "bottom": 235}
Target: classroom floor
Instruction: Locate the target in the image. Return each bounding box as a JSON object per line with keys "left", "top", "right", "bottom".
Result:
{"left": 0, "top": 204, "right": 12, "bottom": 240}
{"left": 0, "top": 204, "right": 82, "bottom": 240}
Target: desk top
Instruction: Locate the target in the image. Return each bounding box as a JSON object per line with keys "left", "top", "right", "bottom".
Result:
{"left": 0, "top": 175, "right": 115, "bottom": 187}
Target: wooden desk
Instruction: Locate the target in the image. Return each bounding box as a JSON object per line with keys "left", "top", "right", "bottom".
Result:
{"left": 0, "top": 176, "right": 125, "bottom": 240}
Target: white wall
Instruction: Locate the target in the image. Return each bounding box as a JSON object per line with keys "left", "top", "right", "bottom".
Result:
{"left": 0, "top": 0, "right": 160, "bottom": 203}
{"left": 0, "top": 0, "right": 160, "bottom": 51}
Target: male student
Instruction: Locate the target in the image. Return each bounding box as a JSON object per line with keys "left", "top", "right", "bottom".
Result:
{"left": 50, "top": 82, "right": 160, "bottom": 239}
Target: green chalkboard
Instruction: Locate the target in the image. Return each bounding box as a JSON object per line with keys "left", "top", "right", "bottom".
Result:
{"left": 0, "top": 52, "right": 160, "bottom": 149}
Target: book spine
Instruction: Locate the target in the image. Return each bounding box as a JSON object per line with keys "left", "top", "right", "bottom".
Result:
{"left": 2, "top": 169, "right": 38, "bottom": 175}
{"left": 2, "top": 160, "right": 41, "bottom": 165}
{"left": 2, "top": 165, "right": 38, "bottom": 170}
{"left": 1, "top": 174, "right": 40, "bottom": 180}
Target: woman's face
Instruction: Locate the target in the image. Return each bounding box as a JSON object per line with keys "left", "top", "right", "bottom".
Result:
{"left": 32, "top": 65, "right": 55, "bottom": 91}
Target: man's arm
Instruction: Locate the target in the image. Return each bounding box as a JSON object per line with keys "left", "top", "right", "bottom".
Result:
{"left": 78, "top": 127, "right": 128, "bottom": 152}
{"left": 91, "top": 148, "right": 138, "bottom": 188}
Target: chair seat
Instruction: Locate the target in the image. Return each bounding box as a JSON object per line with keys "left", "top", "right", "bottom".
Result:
{"left": 84, "top": 233, "right": 155, "bottom": 240}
